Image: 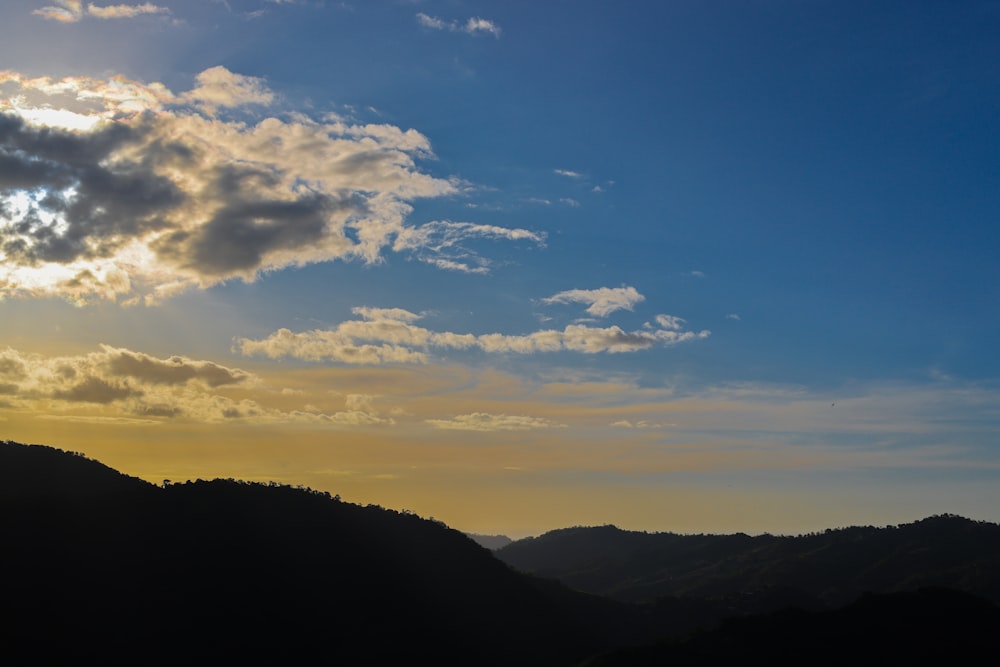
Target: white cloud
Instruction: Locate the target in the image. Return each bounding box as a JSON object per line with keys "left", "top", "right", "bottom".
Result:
{"left": 0, "top": 68, "right": 536, "bottom": 303}
{"left": 542, "top": 286, "right": 645, "bottom": 318}
{"left": 610, "top": 420, "right": 675, "bottom": 429}
{"left": 560, "top": 198, "right": 580, "bottom": 207}
{"left": 86, "top": 3, "right": 169, "bottom": 19}
{"left": 236, "top": 305, "right": 710, "bottom": 364}
{"left": 392, "top": 220, "right": 545, "bottom": 275}
{"left": 654, "top": 314, "right": 686, "bottom": 331}
{"left": 417, "top": 13, "right": 501, "bottom": 37}
{"left": 33, "top": 1, "right": 170, "bottom": 22}
{"left": 184, "top": 66, "right": 275, "bottom": 112}
{"left": 426, "top": 413, "right": 565, "bottom": 431}
{"left": 726, "top": 313, "right": 742, "bottom": 321}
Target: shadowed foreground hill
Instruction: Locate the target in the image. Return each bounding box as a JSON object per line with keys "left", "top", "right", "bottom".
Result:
{"left": 496, "top": 518, "right": 1000, "bottom": 608}
{"left": 584, "top": 587, "right": 1000, "bottom": 666}
{"left": 0, "top": 441, "right": 658, "bottom": 666}
{"left": 4, "top": 441, "right": 999, "bottom": 665}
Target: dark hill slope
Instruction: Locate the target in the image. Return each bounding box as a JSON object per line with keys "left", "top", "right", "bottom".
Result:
{"left": 584, "top": 587, "right": 1000, "bottom": 666}
{"left": 497, "top": 518, "right": 1000, "bottom": 607}
{"left": 0, "top": 439, "right": 152, "bottom": 497}
{"left": 0, "top": 441, "right": 656, "bottom": 666}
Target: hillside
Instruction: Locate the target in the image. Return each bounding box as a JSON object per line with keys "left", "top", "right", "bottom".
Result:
{"left": 4, "top": 440, "right": 999, "bottom": 664}
{"left": 496, "top": 518, "right": 1000, "bottom": 608}
{"left": 0, "top": 441, "right": 657, "bottom": 665}
{"left": 585, "top": 587, "right": 1000, "bottom": 666}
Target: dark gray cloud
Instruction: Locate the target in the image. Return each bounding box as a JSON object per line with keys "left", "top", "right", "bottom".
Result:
{"left": 0, "top": 68, "right": 540, "bottom": 302}
{"left": 51, "top": 376, "right": 140, "bottom": 403}
{"left": 0, "top": 112, "right": 183, "bottom": 265}
{"left": 104, "top": 348, "right": 250, "bottom": 387}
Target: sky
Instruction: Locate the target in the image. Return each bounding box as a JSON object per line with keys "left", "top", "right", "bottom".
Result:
{"left": 1, "top": 0, "right": 999, "bottom": 537}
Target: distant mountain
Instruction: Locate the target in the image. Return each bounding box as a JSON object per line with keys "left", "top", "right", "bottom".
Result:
{"left": 466, "top": 533, "right": 515, "bottom": 550}
{"left": 496, "top": 518, "right": 1000, "bottom": 609}
{"left": 0, "top": 441, "right": 684, "bottom": 665}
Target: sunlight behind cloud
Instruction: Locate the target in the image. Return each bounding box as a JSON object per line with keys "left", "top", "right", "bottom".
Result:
{"left": 0, "top": 67, "right": 541, "bottom": 303}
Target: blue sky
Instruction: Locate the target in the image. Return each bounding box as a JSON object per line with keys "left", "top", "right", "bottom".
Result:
{"left": 1, "top": 1, "right": 998, "bottom": 535}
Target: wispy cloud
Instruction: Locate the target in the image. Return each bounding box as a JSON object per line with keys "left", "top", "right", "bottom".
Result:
{"left": 236, "top": 303, "right": 710, "bottom": 364}
{"left": 393, "top": 220, "right": 545, "bottom": 275}
{"left": 426, "top": 412, "right": 565, "bottom": 431}
{"left": 554, "top": 169, "right": 583, "bottom": 179}
{"left": 0, "top": 68, "right": 534, "bottom": 303}
{"left": 610, "top": 420, "right": 675, "bottom": 429}
{"left": 542, "top": 286, "right": 645, "bottom": 317}
{"left": 416, "top": 13, "right": 501, "bottom": 38}
{"left": 34, "top": 1, "right": 170, "bottom": 23}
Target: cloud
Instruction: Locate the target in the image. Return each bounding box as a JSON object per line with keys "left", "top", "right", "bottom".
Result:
{"left": 393, "top": 220, "right": 545, "bottom": 274}
{"left": 554, "top": 169, "right": 583, "bottom": 178}
{"left": 726, "top": 313, "right": 742, "bottom": 321}
{"left": 653, "top": 314, "right": 685, "bottom": 331}
{"left": 542, "top": 286, "right": 645, "bottom": 317}
{"left": 86, "top": 3, "right": 169, "bottom": 19}
{"left": 0, "top": 344, "right": 394, "bottom": 425}
{"left": 416, "top": 13, "right": 501, "bottom": 37}
{"left": 0, "top": 67, "right": 536, "bottom": 303}
{"left": 610, "top": 420, "right": 675, "bottom": 429}
{"left": 426, "top": 413, "right": 565, "bottom": 431}
{"left": 184, "top": 66, "right": 275, "bottom": 112}
{"left": 236, "top": 304, "right": 710, "bottom": 364}
{"left": 33, "top": 2, "right": 170, "bottom": 22}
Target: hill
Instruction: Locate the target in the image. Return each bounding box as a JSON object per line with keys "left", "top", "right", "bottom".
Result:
{"left": 4, "top": 440, "right": 999, "bottom": 664}
{"left": 584, "top": 587, "right": 1000, "bottom": 666}
{"left": 0, "top": 440, "right": 660, "bottom": 665}
{"left": 467, "top": 533, "right": 515, "bottom": 550}
{"left": 496, "top": 518, "right": 1000, "bottom": 609}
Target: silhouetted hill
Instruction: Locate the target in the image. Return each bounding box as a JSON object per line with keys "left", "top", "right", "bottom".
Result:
{"left": 0, "top": 440, "right": 152, "bottom": 497}
{"left": 496, "top": 518, "right": 1000, "bottom": 609}
{"left": 467, "top": 533, "right": 515, "bottom": 550}
{"left": 5, "top": 440, "right": 998, "bottom": 664}
{"left": 583, "top": 587, "right": 1000, "bottom": 666}
{"left": 0, "top": 441, "right": 675, "bottom": 665}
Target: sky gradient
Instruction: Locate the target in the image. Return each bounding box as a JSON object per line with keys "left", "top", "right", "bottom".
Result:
{"left": 2, "top": 0, "right": 999, "bottom": 537}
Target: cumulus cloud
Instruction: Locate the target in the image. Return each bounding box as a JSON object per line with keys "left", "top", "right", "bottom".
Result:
{"left": 0, "top": 67, "right": 538, "bottom": 303}
{"left": 426, "top": 412, "right": 565, "bottom": 431}
{"left": 542, "top": 286, "right": 645, "bottom": 318}
{"left": 0, "top": 344, "right": 393, "bottom": 425}
{"left": 416, "top": 13, "right": 501, "bottom": 37}
{"left": 236, "top": 305, "right": 710, "bottom": 364}
{"left": 184, "top": 66, "right": 275, "bottom": 112}
{"left": 34, "top": 1, "right": 169, "bottom": 22}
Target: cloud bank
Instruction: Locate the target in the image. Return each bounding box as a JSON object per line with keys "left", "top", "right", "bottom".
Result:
{"left": 236, "top": 304, "right": 710, "bottom": 364}
{"left": 0, "top": 344, "right": 392, "bottom": 424}
{"left": 0, "top": 67, "right": 541, "bottom": 303}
